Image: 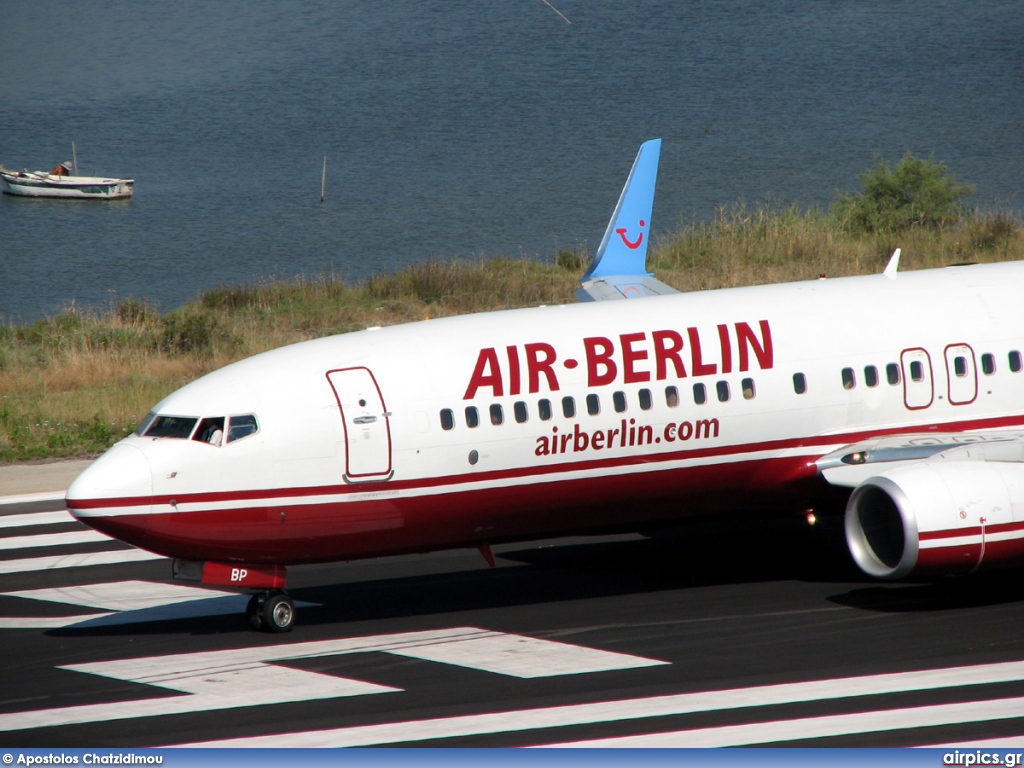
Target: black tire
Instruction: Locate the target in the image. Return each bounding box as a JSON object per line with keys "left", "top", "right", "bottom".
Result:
{"left": 261, "top": 592, "right": 295, "bottom": 633}
{"left": 246, "top": 594, "right": 263, "bottom": 632}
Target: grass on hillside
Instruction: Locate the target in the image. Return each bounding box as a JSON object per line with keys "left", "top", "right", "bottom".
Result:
{"left": 2, "top": 205, "right": 1022, "bottom": 462}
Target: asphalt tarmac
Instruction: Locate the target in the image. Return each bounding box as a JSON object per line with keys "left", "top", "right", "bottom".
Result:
{"left": 2, "top": 461, "right": 1024, "bottom": 747}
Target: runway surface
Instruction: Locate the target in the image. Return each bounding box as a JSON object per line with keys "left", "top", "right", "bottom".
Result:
{"left": 2, "top": 494, "right": 1024, "bottom": 748}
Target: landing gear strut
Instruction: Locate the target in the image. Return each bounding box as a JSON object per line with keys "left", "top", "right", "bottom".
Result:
{"left": 246, "top": 589, "right": 296, "bottom": 633}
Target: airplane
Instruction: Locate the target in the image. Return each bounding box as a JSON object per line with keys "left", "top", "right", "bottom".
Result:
{"left": 66, "top": 139, "right": 1024, "bottom": 633}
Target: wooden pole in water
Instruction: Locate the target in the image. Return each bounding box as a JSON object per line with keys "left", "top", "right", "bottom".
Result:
{"left": 320, "top": 155, "right": 327, "bottom": 202}
{"left": 72, "top": 141, "right": 78, "bottom": 175}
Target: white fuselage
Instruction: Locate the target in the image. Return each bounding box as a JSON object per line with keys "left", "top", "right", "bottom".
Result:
{"left": 65, "top": 261, "right": 1024, "bottom": 571}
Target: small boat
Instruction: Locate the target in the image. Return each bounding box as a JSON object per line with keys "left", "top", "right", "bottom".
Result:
{"left": 0, "top": 161, "right": 134, "bottom": 199}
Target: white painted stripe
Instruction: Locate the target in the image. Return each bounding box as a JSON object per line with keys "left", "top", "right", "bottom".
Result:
{"left": 0, "top": 548, "right": 163, "bottom": 575}
{"left": 541, "top": 696, "right": 1024, "bottom": 747}
{"left": 173, "top": 659, "right": 1024, "bottom": 747}
{"left": 387, "top": 632, "right": 666, "bottom": 678}
{"left": 0, "top": 511, "right": 74, "bottom": 529}
{"left": 3, "top": 580, "right": 235, "bottom": 611}
{"left": 0, "top": 614, "right": 118, "bottom": 629}
{"left": 0, "top": 492, "right": 65, "bottom": 507}
{"left": 0, "top": 529, "right": 113, "bottom": 551}
{"left": 0, "top": 628, "right": 663, "bottom": 733}
{"left": 69, "top": 443, "right": 842, "bottom": 519}
{"left": 0, "top": 581, "right": 317, "bottom": 631}
{"left": 926, "top": 736, "right": 1024, "bottom": 748}
{"left": 0, "top": 670, "right": 398, "bottom": 733}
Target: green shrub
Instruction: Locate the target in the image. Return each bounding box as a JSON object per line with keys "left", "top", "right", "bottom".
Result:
{"left": 160, "top": 311, "right": 228, "bottom": 355}
{"left": 833, "top": 154, "right": 975, "bottom": 234}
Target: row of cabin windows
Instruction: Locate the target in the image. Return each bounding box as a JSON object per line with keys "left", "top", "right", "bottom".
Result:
{"left": 440, "top": 349, "right": 1024, "bottom": 430}
{"left": 839, "top": 350, "right": 1024, "bottom": 390}
{"left": 440, "top": 379, "right": 757, "bottom": 430}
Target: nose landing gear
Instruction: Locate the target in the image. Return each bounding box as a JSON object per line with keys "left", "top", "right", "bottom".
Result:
{"left": 172, "top": 559, "right": 294, "bottom": 633}
{"left": 246, "top": 590, "right": 296, "bottom": 633}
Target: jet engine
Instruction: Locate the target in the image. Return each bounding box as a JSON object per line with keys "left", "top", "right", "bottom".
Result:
{"left": 845, "top": 459, "right": 1024, "bottom": 579}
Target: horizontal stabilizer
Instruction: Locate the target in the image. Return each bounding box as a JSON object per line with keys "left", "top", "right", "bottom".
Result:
{"left": 575, "top": 275, "right": 679, "bottom": 302}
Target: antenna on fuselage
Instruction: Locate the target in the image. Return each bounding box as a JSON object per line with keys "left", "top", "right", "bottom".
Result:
{"left": 883, "top": 248, "right": 902, "bottom": 280}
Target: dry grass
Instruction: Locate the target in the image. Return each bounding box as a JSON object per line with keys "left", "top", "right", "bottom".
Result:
{"left": 2, "top": 208, "right": 1022, "bottom": 461}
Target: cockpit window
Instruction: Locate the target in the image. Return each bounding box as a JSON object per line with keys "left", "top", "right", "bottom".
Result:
{"left": 227, "top": 414, "right": 259, "bottom": 443}
{"left": 144, "top": 415, "right": 198, "bottom": 439}
{"left": 194, "top": 417, "right": 226, "bottom": 446}
{"left": 134, "top": 412, "right": 158, "bottom": 437}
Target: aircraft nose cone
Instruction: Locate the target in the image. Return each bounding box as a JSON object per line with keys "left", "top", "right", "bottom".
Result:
{"left": 66, "top": 442, "right": 153, "bottom": 514}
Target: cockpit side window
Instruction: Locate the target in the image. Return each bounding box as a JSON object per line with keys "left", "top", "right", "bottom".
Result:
{"left": 194, "top": 417, "right": 226, "bottom": 446}
{"left": 134, "top": 412, "right": 158, "bottom": 437}
{"left": 227, "top": 414, "right": 259, "bottom": 443}
{"left": 144, "top": 415, "right": 198, "bottom": 439}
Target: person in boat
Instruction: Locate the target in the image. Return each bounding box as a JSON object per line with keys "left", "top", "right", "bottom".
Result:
{"left": 49, "top": 162, "right": 73, "bottom": 177}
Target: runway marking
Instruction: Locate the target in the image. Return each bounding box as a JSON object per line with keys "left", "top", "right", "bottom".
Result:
{"left": 170, "top": 659, "right": 1024, "bottom": 747}
{"left": 0, "top": 529, "right": 113, "bottom": 550}
{"left": 0, "top": 510, "right": 75, "bottom": 529}
{"left": 540, "top": 697, "right": 1024, "bottom": 747}
{"left": 0, "top": 614, "right": 118, "bottom": 629}
{"left": 0, "top": 513, "right": 163, "bottom": 575}
{"left": 386, "top": 631, "right": 663, "bottom": 678}
{"left": 0, "top": 548, "right": 162, "bottom": 575}
{"left": 0, "top": 580, "right": 318, "bottom": 630}
{"left": 3, "top": 580, "right": 235, "bottom": 611}
{"left": 0, "top": 627, "right": 665, "bottom": 733}
{"left": 0, "top": 492, "right": 65, "bottom": 507}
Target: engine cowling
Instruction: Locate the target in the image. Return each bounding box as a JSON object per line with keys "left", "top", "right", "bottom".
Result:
{"left": 845, "top": 460, "right": 1024, "bottom": 579}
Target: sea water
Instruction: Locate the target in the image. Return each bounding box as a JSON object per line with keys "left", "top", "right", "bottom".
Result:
{"left": 1, "top": 0, "right": 1021, "bottom": 322}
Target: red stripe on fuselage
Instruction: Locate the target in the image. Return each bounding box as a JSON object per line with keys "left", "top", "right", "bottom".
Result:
{"left": 74, "top": 455, "right": 823, "bottom": 564}
{"left": 66, "top": 413, "right": 1024, "bottom": 513}
{"left": 66, "top": 414, "right": 1024, "bottom": 564}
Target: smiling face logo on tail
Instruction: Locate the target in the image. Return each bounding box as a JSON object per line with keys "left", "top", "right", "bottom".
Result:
{"left": 579, "top": 139, "right": 661, "bottom": 287}
{"left": 616, "top": 220, "right": 646, "bottom": 250}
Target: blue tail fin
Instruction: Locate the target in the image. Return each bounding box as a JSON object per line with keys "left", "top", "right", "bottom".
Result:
{"left": 576, "top": 139, "right": 676, "bottom": 301}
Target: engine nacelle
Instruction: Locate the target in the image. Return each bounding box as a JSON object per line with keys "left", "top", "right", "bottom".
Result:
{"left": 845, "top": 460, "right": 1024, "bottom": 579}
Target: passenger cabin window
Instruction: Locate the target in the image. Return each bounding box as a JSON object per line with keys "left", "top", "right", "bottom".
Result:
{"left": 538, "top": 399, "right": 553, "bottom": 420}
{"left": 1011, "top": 351, "right": 1023, "bottom": 373}
{"left": 562, "top": 396, "right": 576, "bottom": 418}
{"left": 842, "top": 367, "right": 856, "bottom": 390}
{"left": 793, "top": 372, "right": 807, "bottom": 395}
{"left": 716, "top": 381, "right": 730, "bottom": 402}
{"left": 586, "top": 393, "right": 600, "bottom": 415}
{"left": 144, "top": 415, "right": 198, "bottom": 439}
{"left": 982, "top": 353, "right": 996, "bottom": 375}
{"left": 741, "top": 378, "right": 755, "bottom": 400}
{"left": 465, "top": 406, "right": 480, "bottom": 428}
{"left": 440, "top": 409, "right": 455, "bottom": 431}
{"left": 489, "top": 404, "right": 504, "bottom": 425}
{"left": 693, "top": 383, "right": 707, "bottom": 405}
{"left": 665, "top": 386, "right": 680, "bottom": 407}
{"left": 514, "top": 401, "right": 528, "bottom": 423}
{"left": 886, "top": 363, "right": 901, "bottom": 385}
{"left": 864, "top": 366, "right": 879, "bottom": 387}
{"left": 613, "top": 391, "right": 627, "bottom": 413}
{"left": 639, "top": 388, "right": 653, "bottom": 410}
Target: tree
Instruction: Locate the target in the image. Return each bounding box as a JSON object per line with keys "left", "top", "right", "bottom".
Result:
{"left": 832, "top": 154, "right": 974, "bottom": 234}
